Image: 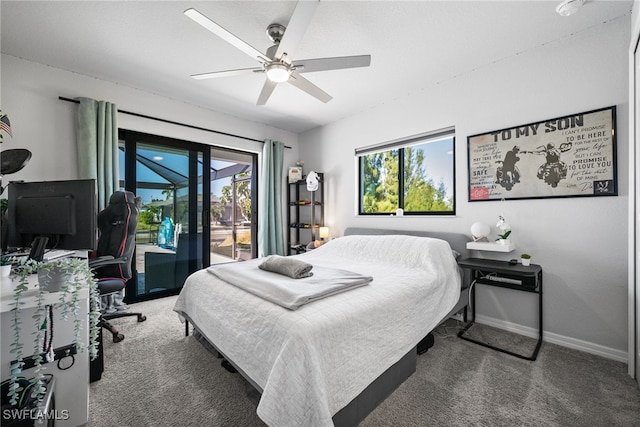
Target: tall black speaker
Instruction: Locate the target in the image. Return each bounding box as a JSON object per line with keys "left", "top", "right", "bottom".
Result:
{"left": 90, "top": 328, "right": 104, "bottom": 382}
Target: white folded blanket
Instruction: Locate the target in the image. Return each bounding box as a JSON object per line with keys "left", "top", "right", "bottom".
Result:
{"left": 207, "top": 258, "right": 372, "bottom": 310}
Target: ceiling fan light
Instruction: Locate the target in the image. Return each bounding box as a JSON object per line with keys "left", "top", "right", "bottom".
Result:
{"left": 266, "top": 64, "right": 290, "bottom": 83}
{"left": 556, "top": 0, "right": 584, "bottom": 17}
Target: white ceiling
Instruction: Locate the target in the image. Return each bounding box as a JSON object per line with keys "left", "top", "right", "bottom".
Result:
{"left": 1, "top": 1, "right": 633, "bottom": 134}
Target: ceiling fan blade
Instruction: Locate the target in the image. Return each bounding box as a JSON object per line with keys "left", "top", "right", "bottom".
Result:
{"left": 257, "top": 79, "right": 278, "bottom": 105}
{"left": 288, "top": 72, "right": 332, "bottom": 103}
{"left": 292, "top": 55, "right": 371, "bottom": 74}
{"left": 191, "top": 67, "right": 263, "bottom": 80}
{"left": 274, "top": 0, "right": 319, "bottom": 60}
{"left": 184, "top": 8, "right": 268, "bottom": 63}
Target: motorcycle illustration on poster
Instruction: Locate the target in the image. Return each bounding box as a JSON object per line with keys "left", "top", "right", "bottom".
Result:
{"left": 467, "top": 106, "right": 617, "bottom": 201}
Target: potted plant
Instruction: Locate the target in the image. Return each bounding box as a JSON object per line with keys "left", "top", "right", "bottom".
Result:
{"left": 0, "top": 256, "right": 11, "bottom": 277}
{"left": 6, "top": 256, "right": 100, "bottom": 406}
{"left": 521, "top": 253, "right": 532, "bottom": 266}
{"left": 495, "top": 214, "right": 511, "bottom": 245}
{"left": 496, "top": 230, "right": 511, "bottom": 245}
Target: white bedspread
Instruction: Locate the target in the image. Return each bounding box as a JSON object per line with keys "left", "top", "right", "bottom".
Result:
{"left": 173, "top": 234, "right": 461, "bottom": 427}
{"left": 207, "top": 259, "right": 373, "bottom": 309}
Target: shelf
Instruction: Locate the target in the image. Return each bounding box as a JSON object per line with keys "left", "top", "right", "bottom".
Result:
{"left": 287, "top": 172, "right": 324, "bottom": 255}
{"left": 466, "top": 240, "right": 515, "bottom": 252}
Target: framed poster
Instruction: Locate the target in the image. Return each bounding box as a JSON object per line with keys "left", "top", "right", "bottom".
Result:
{"left": 468, "top": 106, "right": 617, "bottom": 201}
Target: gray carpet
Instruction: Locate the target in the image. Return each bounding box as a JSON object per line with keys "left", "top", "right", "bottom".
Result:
{"left": 89, "top": 296, "right": 640, "bottom": 427}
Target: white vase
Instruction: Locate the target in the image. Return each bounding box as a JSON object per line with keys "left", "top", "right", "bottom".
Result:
{"left": 521, "top": 258, "right": 531, "bottom": 266}
{"left": 1, "top": 265, "right": 14, "bottom": 295}
{"left": 0, "top": 264, "right": 11, "bottom": 277}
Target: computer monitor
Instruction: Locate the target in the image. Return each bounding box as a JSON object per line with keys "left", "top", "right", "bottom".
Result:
{"left": 6, "top": 179, "right": 97, "bottom": 252}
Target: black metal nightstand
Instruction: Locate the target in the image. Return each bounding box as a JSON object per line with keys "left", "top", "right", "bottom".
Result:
{"left": 457, "top": 257, "right": 543, "bottom": 361}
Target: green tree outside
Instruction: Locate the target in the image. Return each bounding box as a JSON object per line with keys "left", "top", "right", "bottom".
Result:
{"left": 218, "top": 172, "right": 252, "bottom": 222}
{"left": 361, "top": 146, "right": 453, "bottom": 213}
{"left": 362, "top": 150, "right": 399, "bottom": 213}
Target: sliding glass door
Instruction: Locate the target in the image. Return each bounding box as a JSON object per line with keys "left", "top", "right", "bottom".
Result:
{"left": 119, "top": 130, "right": 257, "bottom": 303}
{"left": 210, "top": 148, "right": 257, "bottom": 264}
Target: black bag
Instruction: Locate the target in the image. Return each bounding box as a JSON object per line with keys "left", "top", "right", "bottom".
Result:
{"left": 417, "top": 333, "right": 435, "bottom": 355}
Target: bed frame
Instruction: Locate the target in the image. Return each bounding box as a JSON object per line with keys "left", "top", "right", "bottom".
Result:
{"left": 185, "top": 227, "right": 471, "bottom": 426}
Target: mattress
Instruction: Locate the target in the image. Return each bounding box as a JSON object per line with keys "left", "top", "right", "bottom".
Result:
{"left": 173, "top": 234, "right": 461, "bottom": 426}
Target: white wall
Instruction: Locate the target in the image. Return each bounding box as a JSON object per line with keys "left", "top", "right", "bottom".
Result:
{"left": 0, "top": 54, "right": 300, "bottom": 185}
{"left": 629, "top": 0, "right": 640, "bottom": 379}
{"left": 300, "top": 16, "right": 631, "bottom": 359}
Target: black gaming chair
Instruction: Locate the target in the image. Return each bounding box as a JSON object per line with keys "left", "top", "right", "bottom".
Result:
{"left": 90, "top": 191, "right": 146, "bottom": 343}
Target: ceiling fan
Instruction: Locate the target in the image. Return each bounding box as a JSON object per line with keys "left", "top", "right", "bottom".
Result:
{"left": 184, "top": 1, "right": 371, "bottom": 105}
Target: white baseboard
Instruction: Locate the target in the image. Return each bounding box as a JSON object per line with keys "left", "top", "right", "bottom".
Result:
{"left": 474, "top": 314, "right": 628, "bottom": 363}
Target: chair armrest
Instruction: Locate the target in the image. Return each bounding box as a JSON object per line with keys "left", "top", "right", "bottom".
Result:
{"left": 89, "top": 255, "right": 128, "bottom": 269}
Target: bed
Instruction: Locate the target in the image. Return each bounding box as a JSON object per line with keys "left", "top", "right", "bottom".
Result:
{"left": 173, "top": 227, "right": 471, "bottom": 426}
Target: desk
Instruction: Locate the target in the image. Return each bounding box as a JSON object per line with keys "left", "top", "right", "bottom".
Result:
{"left": 1, "top": 259, "right": 89, "bottom": 427}
{"left": 457, "top": 257, "right": 543, "bottom": 361}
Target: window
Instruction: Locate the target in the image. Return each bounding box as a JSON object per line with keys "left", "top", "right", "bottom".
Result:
{"left": 357, "top": 128, "right": 455, "bottom": 215}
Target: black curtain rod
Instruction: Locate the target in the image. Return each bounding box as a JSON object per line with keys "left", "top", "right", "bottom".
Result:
{"left": 58, "top": 96, "right": 291, "bottom": 148}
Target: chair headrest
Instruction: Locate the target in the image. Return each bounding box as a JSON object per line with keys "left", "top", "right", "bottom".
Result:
{"left": 109, "top": 190, "right": 136, "bottom": 205}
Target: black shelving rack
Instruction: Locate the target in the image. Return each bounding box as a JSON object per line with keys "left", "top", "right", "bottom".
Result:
{"left": 286, "top": 173, "right": 324, "bottom": 254}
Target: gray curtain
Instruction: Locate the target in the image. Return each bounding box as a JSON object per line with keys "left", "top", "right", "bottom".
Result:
{"left": 258, "top": 139, "right": 285, "bottom": 256}
{"left": 75, "top": 97, "right": 118, "bottom": 211}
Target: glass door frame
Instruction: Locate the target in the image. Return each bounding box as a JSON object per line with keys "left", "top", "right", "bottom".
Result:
{"left": 119, "top": 130, "right": 258, "bottom": 303}
{"left": 121, "top": 129, "right": 211, "bottom": 303}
